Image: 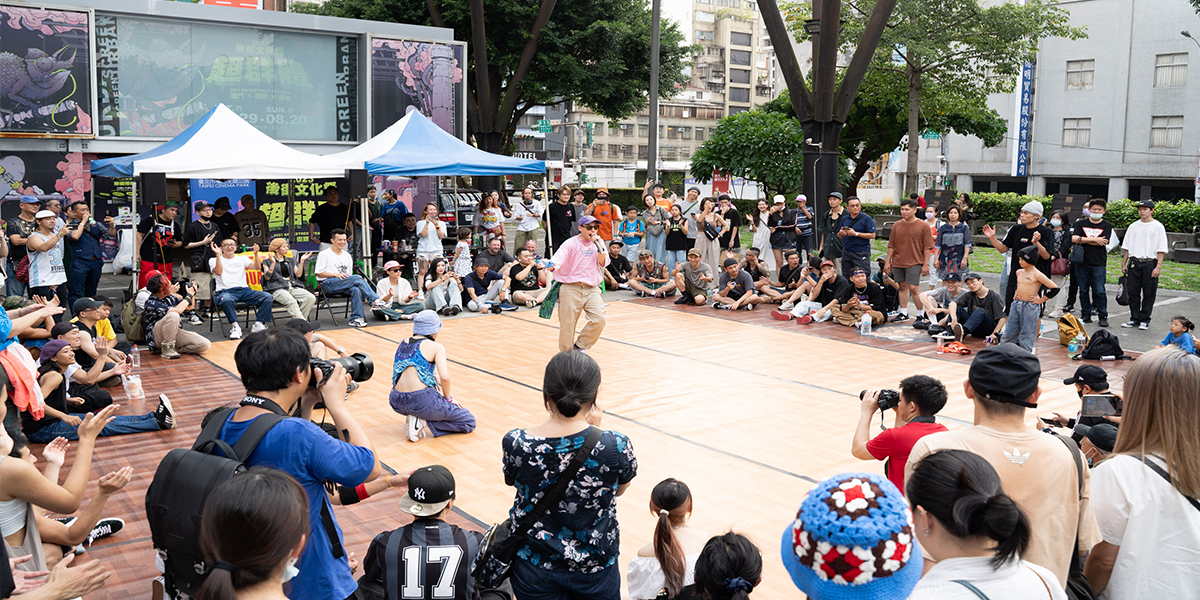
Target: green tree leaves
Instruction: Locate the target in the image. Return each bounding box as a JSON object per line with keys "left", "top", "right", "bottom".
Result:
{"left": 689, "top": 111, "right": 805, "bottom": 197}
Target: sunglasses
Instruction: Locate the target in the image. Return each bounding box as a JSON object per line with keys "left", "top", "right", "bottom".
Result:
{"left": 582, "top": 224, "right": 600, "bottom": 230}
{"left": 596, "top": 195, "right": 609, "bottom": 199}
{"left": 387, "top": 268, "right": 402, "bottom": 272}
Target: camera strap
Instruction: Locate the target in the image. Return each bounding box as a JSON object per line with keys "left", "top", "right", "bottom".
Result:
{"left": 908, "top": 416, "right": 937, "bottom": 424}
{"left": 240, "top": 394, "right": 290, "bottom": 416}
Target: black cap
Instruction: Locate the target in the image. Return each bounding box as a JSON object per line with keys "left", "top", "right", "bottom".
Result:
{"left": 194, "top": 201, "right": 212, "bottom": 211}
{"left": 722, "top": 257, "right": 738, "bottom": 268}
{"left": 1017, "top": 245, "right": 1039, "bottom": 263}
{"left": 1078, "top": 422, "right": 1118, "bottom": 453}
{"left": 1063, "top": 364, "right": 1108, "bottom": 388}
{"left": 283, "top": 318, "right": 319, "bottom": 334}
{"left": 1137, "top": 199, "right": 1155, "bottom": 209}
{"left": 473, "top": 257, "right": 491, "bottom": 267}
{"left": 652, "top": 182, "right": 665, "bottom": 189}
{"left": 943, "top": 272, "right": 962, "bottom": 282}
{"left": 609, "top": 240, "right": 624, "bottom": 247}
{"left": 687, "top": 186, "right": 701, "bottom": 194}
{"left": 397, "top": 465, "right": 455, "bottom": 517}
{"left": 213, "top": 196, "right": 231, "bottom": 210}
{"left": 50, "top": 321, "right": 78, "bottom": 338}
{"left": 968, "top": 344, "right": 1041, "bottom": 408}
{"left": 71, "top": 297, "right": 103, "bottom": 314}
{"left": 963, "top": 272, "right": 983, "bottom": 281}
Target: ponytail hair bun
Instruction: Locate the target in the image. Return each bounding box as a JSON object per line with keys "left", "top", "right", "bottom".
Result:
{"left": 542, "top": 351, "right": 601, "bottom": 418}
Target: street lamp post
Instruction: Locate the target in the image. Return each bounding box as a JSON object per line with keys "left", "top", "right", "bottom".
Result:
{"left": 1183, "top": 31, "right": 1200, "bottom": 204}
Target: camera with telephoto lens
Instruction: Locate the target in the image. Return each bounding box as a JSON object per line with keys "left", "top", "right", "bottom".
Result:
{"left": 860, "top": 389, "right": 901, "bottom": 411}
{"left": 309, "top": 354, "right": 374, "bottom": 388}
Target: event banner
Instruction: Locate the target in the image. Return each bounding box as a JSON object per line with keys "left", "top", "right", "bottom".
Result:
{"left": 0, "top": 5, "right": 94, "bottom": 136}
{"left": 95, "top": 14, "right": 357, "bottom": 141}
{"left": 253, "top": 178, "right": 339, "bottom": 250}
{"left": 371, "top": 38, "right": 464, "bottom": 139}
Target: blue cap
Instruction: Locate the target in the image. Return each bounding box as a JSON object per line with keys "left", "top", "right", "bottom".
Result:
{"left": 20, "top": 195, "right": 40, "bottom": 204}
{"left": 413, "top": 310, "right": 442, "bottom": 336}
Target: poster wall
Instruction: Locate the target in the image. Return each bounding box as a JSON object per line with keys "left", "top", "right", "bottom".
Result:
{"left": 95, "top": 14, "right": 357, "bottom": 141}
{"left": 0, "top": 5, "right": 94, "bottom": 136}
{"left": 370, "top": 38, "right": 463, "bottom": 139}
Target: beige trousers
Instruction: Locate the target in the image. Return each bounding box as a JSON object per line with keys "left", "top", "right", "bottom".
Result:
{"left": 153, "top": 312, "right": 211, "bottom": 354}
{"left": 557, "top": 282, "right": 606, "bottom": 352}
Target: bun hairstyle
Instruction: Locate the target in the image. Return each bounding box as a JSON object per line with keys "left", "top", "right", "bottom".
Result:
{"left": 1173, "top": 316, "right": 1195, "bottom": 332}
{"left": 542, "top": 350, "right": 601, "bottom": 418}
{"left": 197, "top": 468, "right": 309, "bottom": 600}
{"left": 693, "top": 532, "right": 761, "bottom": 600}
{"left": 906, "top": 449, "right": 1030, "bottom": 568}
{"left": 650, "top": 478, "right": 693, "bottom": 598}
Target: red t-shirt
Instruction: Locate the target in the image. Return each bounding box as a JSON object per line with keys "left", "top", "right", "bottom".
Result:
{"left": 866, "top": 420, "right": 948, "bottom": 493}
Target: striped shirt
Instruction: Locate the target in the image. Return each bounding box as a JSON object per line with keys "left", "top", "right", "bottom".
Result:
{"left": 362, "top": 519, "right": 483, "bottom": 600}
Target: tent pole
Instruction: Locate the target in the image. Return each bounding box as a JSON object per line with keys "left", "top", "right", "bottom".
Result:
{"left": 361, "top": 187, "right": 371, "bottom": 280}
{"left": 130, "top": 178, "right": 138, "bottom": 291}
{"left": 544, "top": 174, "right": 550, "bottom": 253}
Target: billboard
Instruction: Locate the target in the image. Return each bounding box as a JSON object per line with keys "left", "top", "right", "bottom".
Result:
{"left": 370, "top": 37, "right": 464, "bottom": 139}
{"left": 0, "top": 5, "right": 94, "bottom": 136}
{"left": 95, "top": 14, "right": 357, "bottom": 141}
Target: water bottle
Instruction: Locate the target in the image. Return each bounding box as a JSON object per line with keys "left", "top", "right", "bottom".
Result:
{"left": 860, "top": 313, "right": 872, "bottom": 336}
{"left": 130, "top": 345, "right": 141, "bottom": 368}
{"left": 1067, "top": 336, "right": 1079, "bottom": 357}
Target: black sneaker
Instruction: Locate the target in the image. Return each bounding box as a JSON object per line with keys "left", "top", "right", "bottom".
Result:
{"left": 891, "top": 313, "right": 910, "bottom": 323}
{"left": 913, "top": 318, "right": 930, "bottom": 330}
{"left": 86, "top": 518, "right": 124, "bottom": 546}
{"left": 1082, "top": 315, "right": 1093, "bottom": 324}
{"left": 154, "top": 394, "right": 176, "bottom": 430}
{"left": 674, "top": 295, "right": 691, "bottom": 305}
{"left": 927, "top": 324, "right": 947, "bottom": 335}
{"left": 1098, "top": 318, "right": 1109, "bottom": 328}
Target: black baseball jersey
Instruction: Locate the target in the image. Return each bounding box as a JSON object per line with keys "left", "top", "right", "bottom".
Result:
{"left": 362, "top": 519, "right": 482, "bottom": 600}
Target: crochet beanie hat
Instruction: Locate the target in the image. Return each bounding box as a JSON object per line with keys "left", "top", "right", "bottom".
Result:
{"left": 781, "top": 472, "right": 922, "bottom": 600}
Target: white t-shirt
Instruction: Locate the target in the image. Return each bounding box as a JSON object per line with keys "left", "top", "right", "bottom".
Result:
{"left": 416, "top": 220, "right": 446, "bottom": 254}
{"left": 135, "top": 288, "right": 151, "bottom": 314}
{"left": 28, "top": 232, "right": 67, "bottom": 288}
{"left": 1091, "top": 454, "right": 1200, "bottom": 600}
{"left": 511, "top": 200, "right": 543, "bottom": 231}
{"left": 908, "top": 556, "right": 1066, "bottom": 600}
{"left": 627, "top": 554, "right": 699, "bottom": 600}
{"left": 1120, "top": 219, "right": 1169, "bottom": 261}
{"left": 375, "top": 277, "right": 414, "bottom": 303}
{"left": 314, "top": 249, "right": 353, "bottom": 281}
{"left": 209, "top": 255, "right": 253, "bottom": 291}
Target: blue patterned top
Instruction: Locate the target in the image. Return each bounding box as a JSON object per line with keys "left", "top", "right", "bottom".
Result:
{"left": 393, "top": 339, "right": 437, "bottom": 388}
{"left": 502, "top": 428, "right": 637, "bottom": 572}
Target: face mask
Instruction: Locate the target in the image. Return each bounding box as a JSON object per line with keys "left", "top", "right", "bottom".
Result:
{"left": 1089, "top": 213, "right": 1103, "bottom": 221}
{"left": 282, "top": 557, "right": 299, "bottom": 583}
{"left": 1050, "top": 219, "right": 1062, "bottom": 227}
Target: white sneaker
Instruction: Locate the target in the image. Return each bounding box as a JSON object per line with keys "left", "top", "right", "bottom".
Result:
{"left": 370, "top": 299, "right": 388, "bottom": 309}
{"left": 250, "top": 322, "right": 268, "bottom": 333}
{"left": 348, "top": 318, "right": 368, "bottom": 328}
{"left": 188, "top": 313, "right": 203, "bottom": 325}
{"left": 417, "top": 291, "right": 425, "bottom": 301}
{"left": 228, "top": 323, "right": 242, "bottom": 339}
{"left": 779, "top": 301, "right": 795, "bottom": 311}
{"left": 406, "top": 414, "right": 425, "bottom": 442}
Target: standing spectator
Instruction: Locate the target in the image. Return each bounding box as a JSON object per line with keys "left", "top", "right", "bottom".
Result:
{"left": 748, "top": 198, "right": 775, "bottom": 273}
{"left": 675, "top": 187, "right": 703, "bottom": 250}
{"left": 474, "top": 191, "right": 511, "bottom": 248}
{"left": 1004, "top": 246, "right": 1059, "bottom": 352}
{"left": 693, "top": 198, "right": 725, "bottom": 277}
{"left": 142, "top": 274, "right": 209, "bottom": 359}
{"left": 210, "top": 197, "right": 240, "bottom": 243}
{"left": 366, "top": 186, "right": 384, "bottom": 267}
{"left": 829, "top": 268, "right": 885, "bottom": 328}
{"left": 982, "top": 201, "right": 1052, "bottom": 313}
{"left": 645, "top": 181, "right": 672, "bottom": 211}
{"left": 934, "top": 205, "right": 972, "bottom": 284}
{"left": 664, "top": 204, "right": 690, "bottom": 275}
{"left": 603, "top": 241, "right": 634, "bottom": 291}
{"left": 907, "top": 345, "right": 1102, "bottom": 589}
{"left": 5, "top": 196, "right": 39, "bottom": 297}
{"left": 585, "top": 188, "right": 619, "bottom": 243}
{"left": 1046, "top": 210, "right": 1072, "bottom": 319}
{"left": 545, "top": 187, "right": 577, "bottom": 254}
{"left": 793, "top": 194, "right": 815, "bottom": 264}
{"left": 449, "top": 228, "right": 474, "bottom": 278}
{"left": 956, "top": 192, "right": 977, "bottom": 221}
{"left": 210, "top": 240, "right": 272, "bottom": 339}
{"left": 873, "top": 257, "right": 901, "bottom": 315}
{"left": 235, "top": 195, "right": 270, "bottom": 249}
{"left": 617, "top": 207, "right": 645, "bottom": 262}
{"left": 767, "top": 195, "right": 796, "bottom": 272}
{"left": 25, "top": 211, "right": 68, "bottom": 305}
{"left": 570, "top": 189, "right": 588, "bottom": 237}
{"left": 712, "top": 258, "right": 759, "bottom": 311}
{"left": 548, "top": 217, "right": 609, "bottom": 352}
{"left": 717, "top": 194, "right": 741, "bottom": 258}
{"left": 884, "top": 198, "right": 934, "bottom": 323}
{"left": 1159, "top": 316, "right": 1196, "bottom": 353}
{"left": 673, "top": 249, "right": 713, "bottom": 306}
{"left": 182, "top": 201, "right": 220, "bottom": 323}
{"left": 259, "top": 238, "right": 316, "bottom": 322}
{"left": 1071, "top": 198, "right": 1114, "bottom": 327}
{"left": 389, "top": 311, "right": 475, "bottom": 442}
{"left": 947, "top": 273, "right": 1008, "bottom": 344}
{"left": 135, "top": 201, "right": 183, "bottom": 289}
{"left": 851, "top": 376, "right": 949, "bottom": 494}
{"left": 922, "top": 205, "right": 942, "bottom": 291}
{"left": 627, "top": 479, "right": 710, "bottom": 600}
{"left": 63, "top": 201, "right": 112, "bottom": 310}
{"left": 502, "top": 351, "right": 636, "bottom": 600}
{"left": 374, "top": 260, "right": 425, "bottom": 320}
{"left": 506, "top": 248, "right": 548, "bottom": 308}
{"left": 641, "top": 195, "right": 669, "bottom": 263}
{"left": 415, "top": 203, "right": 447, "bottom": 295}
{"left": 1120, "top": 200, "right": 1169, "bottom": 330}
{"left": 380, "top": 188, "right": 411, "bottom": 242}
{"left": 818, "top": 192, "right": 846, "bottom": 275}
{"left": 315, "top": 230, "right": 386, "bottom": 328}
{"left": 1085, "top": 347, "right": 1200, "bottom": 599}
{"left": 309, "top": 186, "right": 353, "bottom": 251}
{"left": 389, "top": 214, "right": 420, "bottom": 278}
{"left": 909, "top": 191, "right": 927, "bottom": 209}
{"left": 423, "top": 257, "right": 464, "bottom": 316}
{"left": 906, "top": 450, "right": 1063, "bottom": 599}
{"left": 836, "top": 197, "right": 876, "bottom": 280}
{"left": 511, "top": 187, "right": 544, "bottom": 253}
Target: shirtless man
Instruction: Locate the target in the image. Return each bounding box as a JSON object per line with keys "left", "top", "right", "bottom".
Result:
{"left": 1003, "top": 246, "right": 1059, "bottom": 352}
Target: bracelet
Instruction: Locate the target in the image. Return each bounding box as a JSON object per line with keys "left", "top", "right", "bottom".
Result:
{"left": 355, "top": 484, "right": 370, "bottom": 501}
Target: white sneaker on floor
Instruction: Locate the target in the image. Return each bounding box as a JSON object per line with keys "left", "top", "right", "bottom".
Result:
{"left": 371, "top": 299, "right": 389, "bottom": 309}
{"left": 188, "top": 313, "right": 203, "bottom": 325}
{"left": 1138, "top": 322, "right": 1150, "bottom": 330}
{"left": 228, "top": 323, "right": 242, "bottom": 339}
{"left": 348, "top": 318, "right": 368, "bottom": 328}
{"left": 779, "top": 301, "right": 794, "bottom": 311}
{"left": 1121, "top": 320, "right": 1137, "bottom": 328}
{"left": 250, "top": 322, "right": 268, "bottom": 333}
{"left": 406, "top": 414, "right": 425, "bottom": 443}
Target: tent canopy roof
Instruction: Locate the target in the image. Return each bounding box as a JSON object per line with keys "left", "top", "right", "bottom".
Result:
{"left": 360, "top": 110, "right": 545, "bottom": 176}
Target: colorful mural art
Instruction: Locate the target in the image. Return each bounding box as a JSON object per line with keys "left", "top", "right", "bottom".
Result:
{"left": 0, "top": 5, "right": 93, "bottom": 136}
{"left": 370, "top": 38, "right": 464, "bottom": 139}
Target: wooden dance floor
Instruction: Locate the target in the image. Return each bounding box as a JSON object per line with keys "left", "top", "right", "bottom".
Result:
{"left": 65, "top": 299, "right": 1129, "bottom": 599}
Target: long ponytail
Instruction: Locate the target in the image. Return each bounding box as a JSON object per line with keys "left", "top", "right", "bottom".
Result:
{"left": 650, "top": 478, "right": 692, "bottom": 598}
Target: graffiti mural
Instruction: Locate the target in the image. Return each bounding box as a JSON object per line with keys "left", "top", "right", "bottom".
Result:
{"left": 0, "top": 5, "right": 93, "bottom": 136}
{"left": 371, "top": 38, "right": 464, "bottom": 139}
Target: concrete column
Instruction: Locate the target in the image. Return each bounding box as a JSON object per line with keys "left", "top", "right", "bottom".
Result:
{"left": 955, "top": 174, "right": 974, "bottom": 193}
{"left": 1107, "top": 177, "right": 1130, "bottom": 201}
{"left": 1027, "top": 176, "right": 1047, "bottom": 196}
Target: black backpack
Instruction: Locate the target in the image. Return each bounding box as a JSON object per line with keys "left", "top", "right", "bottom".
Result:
{"left": 1076, "top": 329, "right": 1131, "bottom": 361}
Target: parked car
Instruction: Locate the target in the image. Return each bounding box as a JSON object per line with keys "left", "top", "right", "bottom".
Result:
{"left": 437, "top": 188, "right": 482, "bottom": 254}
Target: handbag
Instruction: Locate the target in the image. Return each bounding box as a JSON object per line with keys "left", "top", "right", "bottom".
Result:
{"left": 1115, "top": 275, "right": 1128, "bottom": 306}
{"left": 14, "top": 255, "right": 29, "bottom": 284}
{"left": 472, "top": 427, "right": 602, "bottom": 588}
{"left": 1069, "top": 245, "right": 1085, "bottom": 264}
{"left": 1051, "top": 257, "right": 1070, "bottom": 276}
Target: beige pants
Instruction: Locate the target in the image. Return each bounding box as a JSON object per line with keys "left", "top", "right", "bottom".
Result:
{"left": 514, "top": 229, "right": 539, "bottom": 252}
{"left": 557, "top": 282, "right": 606, "bottom": 352}
{"left": 272, "top": 288, "right": 316, "bottom": 320}
{"left": 153, "top": 312, "right": 211, "bottom": 354}
{"left": 829, "top": 301, "right": 884, "bottom": 327}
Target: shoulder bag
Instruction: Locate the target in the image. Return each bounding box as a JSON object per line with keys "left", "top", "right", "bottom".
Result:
{"left": 1050, "top": 433, "right": 1100, "bottom": 600}
{"left": 1142, "top": 455, "right": 1200, "bottom": 512}
{"left": 472, "top": 427, "right": 602, "bottom": 588}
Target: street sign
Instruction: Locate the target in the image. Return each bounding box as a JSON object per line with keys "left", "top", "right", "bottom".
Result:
{"left": 514, "top": 150, "right": 548, "bottom": 160}
{"left": 919, "top": 130, "right": 940, "bottom": 140}
{"left": 537, "top": 119, "right": 552, "bottom": 133}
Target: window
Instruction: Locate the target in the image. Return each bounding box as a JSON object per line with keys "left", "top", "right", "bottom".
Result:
{"left": 661, "top": 146, "right": 678, "bottom": 160}
{"left": 730, "top": 68, "right": 751, "bottom": 84}
{"left": 622, "top": 123, "right": 634, "bottom": 137}
{"left": 729, "top": 106, "right": 748, "bottom": 115}
{"left": 589, "top": 122, "right": 605, "bottom": 136}
{"left": 1150, "top": 115, "right": 1184, "bottom": 148}
{"left": 696, "top": 11, "right": 715, "bottom": 22}
{"left": 1066, "top": 59, "right": 1094, "bottom": 91}
{"left": 729, "top": 0, "right": 740, "bottom": 7}
{"left": 548, "top": 150, "right": 562, "bottom": 159}
{"left": 680, "top": 146, "right": 691, "bottom": 159}
{"left": 623, "top": 145, "right": 634, "bottom": 159}
{"left": 729, "top": 87, "right": 750, "bottom": 103}
{"left": 608, "top": 144, "right": 622, "bottom": 158}
{"left": 745, "top": 1, "right": 757, "bottom": 10}
{"left": 1062, "top": 118, "right": 1091, "bottom": 148}
{"left": 679, "top": 126, "right": 692, "bottom": 139}
{"left": 730, "top": 50, "right": 752, "bottom": 66}
{"left": 591, "top": 146, "right": 603, "bottom": 158}
{"left": 1155, "top": 53, "right": 1188, "bottom": 87}
{"left": 667, "top": 126, "right": 680, "bottom": 139}
{"left": 697, "top": 30, "right": 713, "bottom": 42}
{"left": 730, "top": 32, "right": 752, "bottom": 47}
{"left": 716, "top": 0, "right": 728, "bottom": 6}
{"left": 695, "top": 127, "right": 706, "bottom": 141}
{"left": 638, "top": 145, "right": 648, "bottom": 159}
{"left": 696, "top": 0, "right": 711, "bottom": 3}
{"left": 756, "top": 86, "right": 771, "bottom": 97}
{"left": 638, "top": 124, "right": 649, "bottom": 137}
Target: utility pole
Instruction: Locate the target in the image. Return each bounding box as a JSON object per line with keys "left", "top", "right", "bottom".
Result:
{"left": 1184, "top": 31, "right": 1200, "bottom": 204}
{"left": 647, "top": 0, "right": 662, "bottom": 185}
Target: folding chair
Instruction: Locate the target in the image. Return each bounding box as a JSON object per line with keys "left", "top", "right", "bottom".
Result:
{"left": 208, "top": 279, "right": 255, "bottom": 336}
{"left": 308, "top": 261, "right": 352, "bottom": 325}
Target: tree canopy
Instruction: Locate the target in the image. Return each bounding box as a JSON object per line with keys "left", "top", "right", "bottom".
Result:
{"left": 689, "top": 111, "right": 806, "bottom": 198}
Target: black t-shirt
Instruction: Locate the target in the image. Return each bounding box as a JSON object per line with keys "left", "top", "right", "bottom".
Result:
{"left": 508, "top": 263, "right": 541, "bottom": 292}
{"left": 778, "top": 263, "right": 806, "bottom": 289}
{"left": 768, "top": 208, "right": 796, "bottom": 247}
{"left": 1070, "top": 218, "right": 1114, "bottom": 266}
{"left": 665, "top": 216, "right": 688, "bottom": 251}
{"left": 838, "top": 280, "right": 884, "bottom": 310}
{"left": 23, "top": 363, "right": 68, "bottom": 434}
{"left": 953, "top": 289, "right": 1006, "bottom": 321}
{"left": 1001, "top": 223, "right": 1053, "bottom": 276}
{"left": 743, "top": 262, "right": 770, "bottom": 282}
{"left": 137, "top": 215, "right": 182, "bottom": 263}
{"left": 5, "top": 216, "right": 36, "bottom": 262}
{"left": 482, "top": 249, "right": 514, "bottom": 273}
{"left": 821, "top": 209, "right": 846, "bottom": 258}
{"left": 606, "top": 254, "right": 632, "bottom": 278}
{"left": 361, "top": 520, "right": 483, "bottom": 600}
{"left": 0, "top": 542, "right": 14, "bottom": 600}
{"left": 211, "top": 211, "right": 240, "bottom": 243}
{"left": 184, "top": 219, "right": 220, "bottom": 272}
{"left": 720, "top": 207, "right": 742, "bottom": 248}
{"left": 310, "top": 202, "right": 351, "bottom": 243}
{"left": 546, "top": 202, "right": 577, "bottom": 247}
{"left": 814, "top": 275, "right": 850, "bottom": 306}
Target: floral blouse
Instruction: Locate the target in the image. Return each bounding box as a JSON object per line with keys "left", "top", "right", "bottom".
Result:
{"left": 502, "top": 428, "right": 637, "bottom": 572}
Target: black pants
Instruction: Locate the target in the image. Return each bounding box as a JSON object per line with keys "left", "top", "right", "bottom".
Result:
{"left": 1066, "top": 263, "right": 1079, "bottom": 308}
{"left": 1126, "top": 258, "right": 1159, "bottom": 324}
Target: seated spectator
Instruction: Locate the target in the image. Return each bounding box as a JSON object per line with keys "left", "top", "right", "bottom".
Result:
{"left": 604, "top": 241, "right": 634, "bottom": 290}
{"left": 712, "top": 258, "right": 760, "bottom": 311}
{"left": 741, "top": 248, "right": 784, "bottom": 303}
{"left": 142, "top": 274, "right": 210, "bottom": 359}
{"left": 618, "top": 207, "right": 645, "bottom": 261}
{"left": 851, "top": 375, "right": 949, "bottom": 493}
{"left": 783, "top": 472, "right": 921, "bottom": 600}
{"left": 71, "top": 297, "right": 129, "bottom": 354}
{"left": 1048, "top": 365, "right": 1121, "bottom": 444}
{"left": 15, "top": 297, "right": 56, "bottom": 357}
{"left": 315, "top": 230, "right": 387, "bottom": 328}
{"left": 829, "top": 268, "right": 886, "bottom": 328}
{"left": 907, "top": 344, "right": 1101, "bottom": 589}
{"left": 1005, "top": 246, "right": 1058, "bottom": 351}
{"left": 48, "top": 327, "right": 122, "bottom": 413}
{"left": 688, "top": 533, "right": 761, "bottom": 600}
{"left": 27, "top": 340, "right": 175, "bottom": 442}
{"left": 506, "top": 248, "right": 549, "bottom": 308}
{"left": 628, "top": 478, "right": 710, "bottom": 600}
{"left": 479, "top": 237, "right": 516, "bottom": 277}
{"left": 1085, "top": 347, "right": 1200, "bottom": 599}
{"left": 629, "top": 250, "right": 677, "bottom": 299}
{"left": 915, "top": 272, "right": 963, "bottom": 331}
{"left": 195, "top": 467, "right": 309, "bottom": 600}
{"left": 463, "top": 258, "right": 511, "bottom": 313}
{"left": 69, "top": 298, "right": 126, "bottom": 367}
{"left": 373, "top": 260, "right": 425, "bottom": 321}
{"left": 906, "top": 450, "right": 1059, "bottom": 598}
{"left": 673, "top": 249, "right": 713, "bottom": 306}
{"left": 389, "top": 311, "right": 475, "bottom": 443}
{"left": 872, "top": 257, "right": 901, "bottom": 316}
{"left": 772, "top": 251, "right": 809, "bottom": 308}
{"left": 423, "top": 257, "right": 464, "bottom": 316}
{"left": 1076, "top": 422, "right": 1117, "bottom": 468}
{"left": 50, "top": 322, "right": 119, "bottom": 388}
{"left": 209, "top": 239, "right": 273, "bottom": 339}
{"left": 503, "top": 351, "right": 636, "bottom": 600}
{"left": 771, "top": 260, "right": 847, "bottom": 324}
{"left": 947, "top": 272, "right": 1007, "bottom": 344}
{"left": 259, "top": 238, "right": 316, "bottom": 321}
{"left": 1160, "top": 315, "right": 1196, "bottom": 354}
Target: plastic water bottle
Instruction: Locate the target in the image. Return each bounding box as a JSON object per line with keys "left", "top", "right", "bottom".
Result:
{"left": 130, "top": 345, "right": 141, "bottom": 368}
{"left": 860, "top": 313, "right": 872, "bottom": 336}
{"left": 1067, "top": 336, "right": 1079, "bottom": 357}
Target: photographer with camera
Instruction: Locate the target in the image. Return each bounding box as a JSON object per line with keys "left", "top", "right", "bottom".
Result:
{"left": 141, "top": 273, "right": 209, "bottom": 359}
{"left": 214, "top": 328, "right": 382, "bottom": 600}
{"left": 851, "top": 376, "right": 948, "bottom": 494}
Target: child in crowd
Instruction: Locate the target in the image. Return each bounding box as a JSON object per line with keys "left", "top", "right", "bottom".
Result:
{"left": 618, "top": 207, "right": 645, "bottom": 261}
{"left": 1004, "top": 246, "right": 1058, "bottom": 352}
{"left": 1160, "top": 316, "right": 1196, "bottom": 354}
{"left": 450, "top": 227, "right": 473, "bottom": 278}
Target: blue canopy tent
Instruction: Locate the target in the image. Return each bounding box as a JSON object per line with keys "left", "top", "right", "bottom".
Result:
{"left": 360, "top": 110, "right": 546, "bottom": 176}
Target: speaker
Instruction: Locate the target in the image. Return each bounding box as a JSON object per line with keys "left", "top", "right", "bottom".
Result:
{"left": 1051, "top": 194, "right": 1089, "bottom": 217}
{"left": 922, "top": 189, "right": 954, "bottom": 208}
{"left": 345, "top": 169, "right": 370, "bottom": 198}
{"left": 140, "top": 173, "right": 167, "bottom": 207}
